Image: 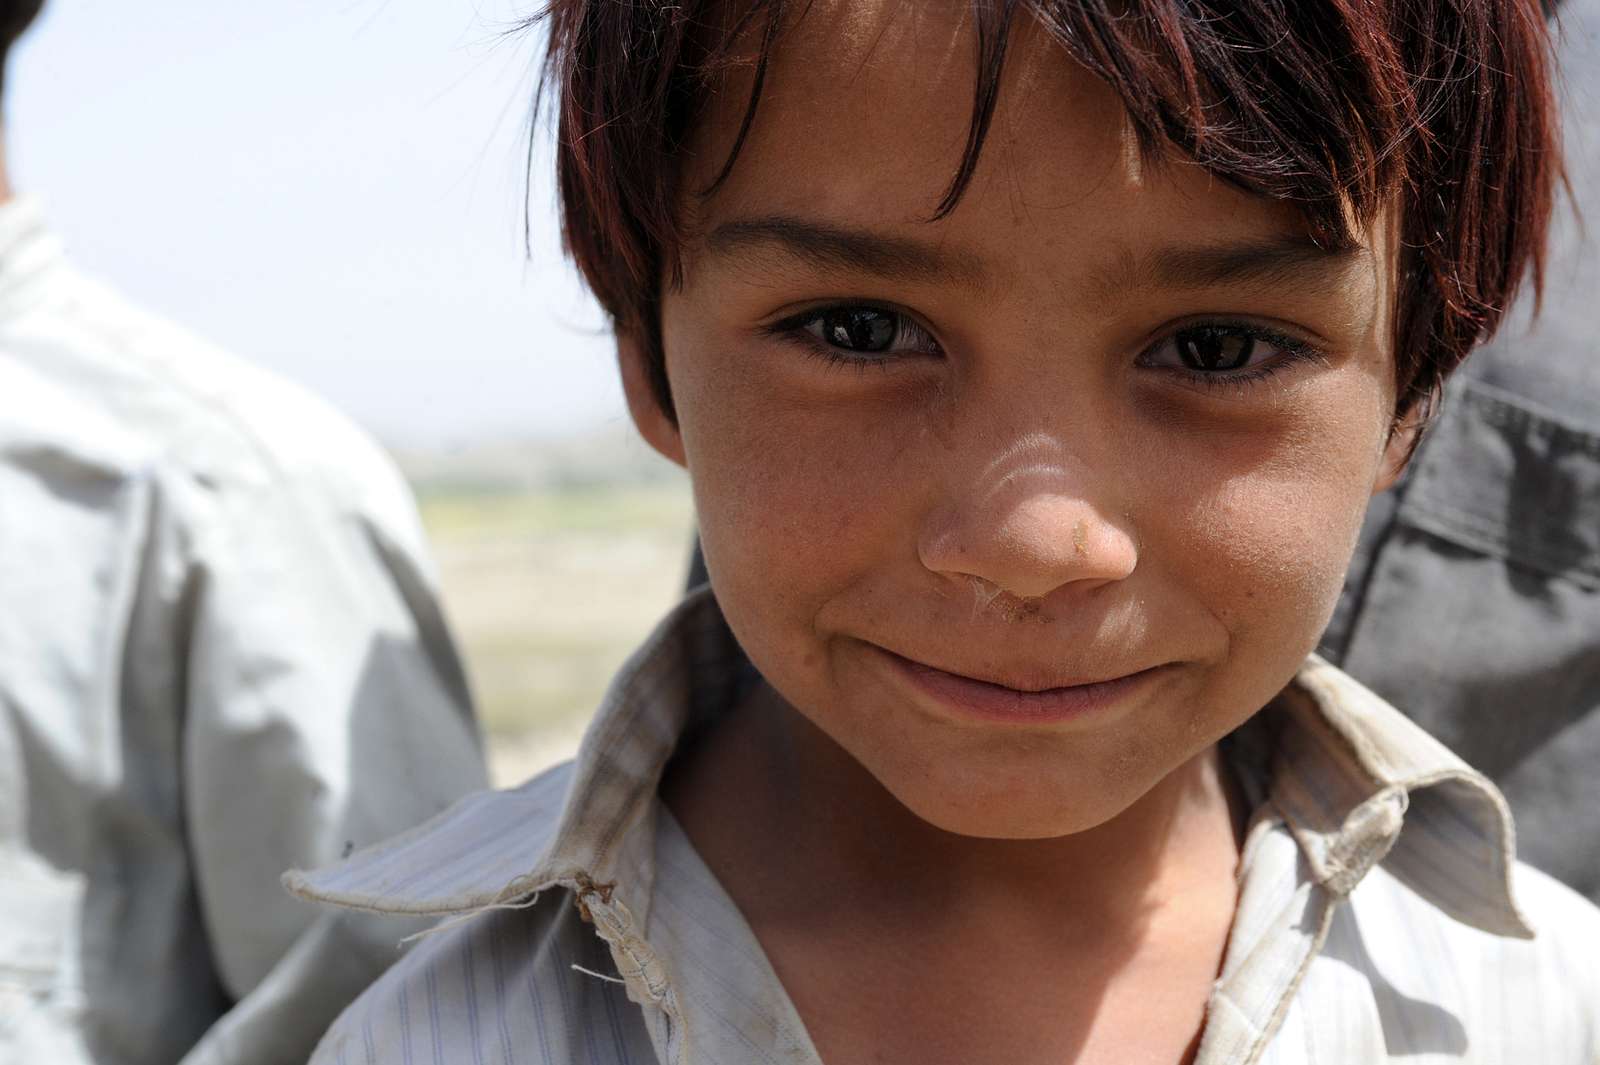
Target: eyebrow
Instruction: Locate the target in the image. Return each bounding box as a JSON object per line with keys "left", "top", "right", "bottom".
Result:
{"left": 704, "top": 215, "right": 1365, "bottom": 296}
{"left": 1123, "top": 236, "right": 1366, "bottom": 296}
{"left": 704, "top": 217, "right": 989, "bottom": 288}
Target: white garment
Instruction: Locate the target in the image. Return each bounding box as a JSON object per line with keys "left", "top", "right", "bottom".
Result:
{"left": 293, "top": 589, "right": 1600, "bottom": 1065}
{"left": 0, "top": 199, "right": 488, "bottom": 1065}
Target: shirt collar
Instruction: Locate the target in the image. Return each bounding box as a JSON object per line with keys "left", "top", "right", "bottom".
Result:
{"left": 1256, "top": 655, "right": 1532, "bottom": 937}
{"left": 287, "top": 588, "right": 1529, "bottom": 938}
{"left": 285, "top": 589, "right": 749, "bottom": 926}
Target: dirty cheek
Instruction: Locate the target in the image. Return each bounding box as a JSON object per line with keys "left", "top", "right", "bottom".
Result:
{"left": 1196, "top": 452, "right": 1375, "bottom": 644}
{"left": 675, "top": 351, "right": 926, "bottom": 603}
{"left": 1139, "top": 393, "right": 1378, "bottom": 630}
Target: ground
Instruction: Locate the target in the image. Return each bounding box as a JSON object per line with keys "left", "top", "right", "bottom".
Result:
{"left": 415, "top": 479, "right": 696, "bottom": 786}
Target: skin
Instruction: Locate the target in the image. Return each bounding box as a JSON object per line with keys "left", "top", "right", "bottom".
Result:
{"left": 622, "top": 4, "right": 1411, "bottom": 1062}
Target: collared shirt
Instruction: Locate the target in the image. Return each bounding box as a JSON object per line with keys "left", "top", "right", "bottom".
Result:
{"left": 0, "top": 199, "right": 488, "bottom": 1065}
{"left": 1321, "top": 0, "right": 1600, "bottom": 904}
{"left": 293, "top": 589, "right": 1600, "bottom": 1065}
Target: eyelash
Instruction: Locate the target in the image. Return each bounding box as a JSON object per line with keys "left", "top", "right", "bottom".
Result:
{"left": 763, "top": 303, "right": 1325, "bottom": 387}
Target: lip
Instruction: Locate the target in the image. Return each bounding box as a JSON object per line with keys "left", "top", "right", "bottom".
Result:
{"left": 872, "top": 645, "right": 1167, "bottom": 726}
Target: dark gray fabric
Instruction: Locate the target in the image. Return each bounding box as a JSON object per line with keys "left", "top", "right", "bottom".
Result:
{"left": 1322, "top": 0, "right": 1600, "bottom": 903}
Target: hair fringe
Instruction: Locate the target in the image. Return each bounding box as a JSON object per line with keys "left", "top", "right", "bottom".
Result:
{"left": 530, "top": 0, "right": 1560, "bottom": 425}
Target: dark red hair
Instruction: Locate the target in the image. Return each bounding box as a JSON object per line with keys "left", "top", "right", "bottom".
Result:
{"left": 534, "top": 0, "right": 1561, "bottom": 424}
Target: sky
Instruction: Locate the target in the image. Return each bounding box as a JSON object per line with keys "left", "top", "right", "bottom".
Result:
{"left": 8, "top": 0, "right": 627, "bottom": 448}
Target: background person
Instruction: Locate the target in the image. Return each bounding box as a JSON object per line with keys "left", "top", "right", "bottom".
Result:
{"left": 0, "top": 2, "right": 488, "bottom": 1062}
{"left": 1319, "top": 0, "right": 1600, "bottom": 903}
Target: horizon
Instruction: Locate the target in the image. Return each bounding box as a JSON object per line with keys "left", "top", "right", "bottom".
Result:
{"left": 8, "top": 0, "right": 628, "bottom": 450}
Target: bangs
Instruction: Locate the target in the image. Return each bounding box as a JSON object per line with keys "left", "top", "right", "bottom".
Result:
{"left": 538, "top": 0, "right": 1558, "bottom": 419}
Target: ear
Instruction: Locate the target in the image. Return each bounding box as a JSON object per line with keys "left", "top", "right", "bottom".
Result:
{"left": 1372, "top": 412, "right": 1421, "bottom": 495}
{"left": 617, "top": 333, "right": 687, "bottom": 468}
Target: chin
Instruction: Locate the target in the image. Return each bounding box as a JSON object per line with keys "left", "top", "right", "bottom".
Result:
{"left": 878, "top": 760, "right": 1149, "bottom": 840}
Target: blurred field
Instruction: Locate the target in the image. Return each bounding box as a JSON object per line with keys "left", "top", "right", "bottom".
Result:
{"left": 404, "top": 436, "right": 696, "bottom": 787}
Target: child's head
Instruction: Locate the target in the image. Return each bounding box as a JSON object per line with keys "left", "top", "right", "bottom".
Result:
{"left": 539, "top": 1, "right": 1559, "bottom": 838}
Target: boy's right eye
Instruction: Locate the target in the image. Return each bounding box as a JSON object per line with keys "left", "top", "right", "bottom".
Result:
{"left": 771, "top": 304, "right": 943, "bottom": 363}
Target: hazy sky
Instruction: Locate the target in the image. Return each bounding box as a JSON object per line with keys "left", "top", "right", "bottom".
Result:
{"left": 8, "top": 0, "right": 626, "bottom": 447}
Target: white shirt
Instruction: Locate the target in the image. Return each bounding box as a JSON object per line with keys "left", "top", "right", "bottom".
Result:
{"left": 293, "top": 589, "right": 1600, "bottom": 1064}
{"left": 0, "top": 199, "right": 488, "bottom": 1064}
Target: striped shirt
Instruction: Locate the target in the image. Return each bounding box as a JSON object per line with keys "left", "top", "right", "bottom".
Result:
{"left": 290, "top": 589, "right": 1600, "bottom": 1064}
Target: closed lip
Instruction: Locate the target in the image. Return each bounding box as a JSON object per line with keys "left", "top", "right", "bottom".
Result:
{"left": 871, "top": 644, "right": 1168, "bottom": 724}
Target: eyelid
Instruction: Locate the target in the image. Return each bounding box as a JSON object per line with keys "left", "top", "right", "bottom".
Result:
{"left": 766, "top": 298, "right": 927, "bottom": 332}
{"left": 1140, "top": 319, "right": 1320, "bottom": 365}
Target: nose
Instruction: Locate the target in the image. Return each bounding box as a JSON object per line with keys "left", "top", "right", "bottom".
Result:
{"left": 919, "top": 474, "right": 1139, "bottom": 602}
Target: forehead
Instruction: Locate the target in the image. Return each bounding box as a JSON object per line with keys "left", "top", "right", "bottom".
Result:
{"left": 679, "top": 1, "right": 1387, "bottom": 299}
{"left": 696, "top": 5, "right": 1090, "bottom": 218}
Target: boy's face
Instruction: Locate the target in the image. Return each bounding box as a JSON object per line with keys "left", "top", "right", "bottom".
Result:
{"left": 627, "top": 3, "right": 1409, "bottom": 839}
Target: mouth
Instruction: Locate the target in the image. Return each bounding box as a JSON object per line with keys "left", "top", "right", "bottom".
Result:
{"left": 871, "top": 645, "right": 1169, "bottom": 725}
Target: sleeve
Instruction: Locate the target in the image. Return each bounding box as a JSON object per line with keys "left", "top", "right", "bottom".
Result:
{"left": 172, "top": 448, "right": 489, "bottom": 1065}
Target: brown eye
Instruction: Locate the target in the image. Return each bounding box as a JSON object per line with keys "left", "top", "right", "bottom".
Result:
{"left": 782, "top": 304, "right": 942, "bottom": 362}
{"left": 1137, "top": 321, "right": 1318, "bottom": 387}
{"left": 817, "top": 308, "right": 899, "bottom": 352}
{"left": 1175, "top": 327, "right": 1255, "bottom": 371}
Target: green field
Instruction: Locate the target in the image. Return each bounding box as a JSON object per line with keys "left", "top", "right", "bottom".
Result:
{"left": 416, "top": 482, "right": 696, "bottom": 786}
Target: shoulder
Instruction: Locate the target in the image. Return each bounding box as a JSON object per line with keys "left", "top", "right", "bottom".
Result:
{"left": 298, "top": 762, "right": 661, "bottom": 1064}
{"left": 285, "top": 762, "right": 577, "bottom": 917}
{"left": 1361, "top": 857, "right": 1600, "bottom": 989}
{"left": 1339, "top": 858, "right": 1600, "bottom": 1056}
{"left": 1507, "top": 862, "right": 1600, "bottom": 1000}
{"left": 1, "top": 264, "right": 417, "bottom": 534}
{"left": 309, "top": 892, "right": 653, "bottom": 1065}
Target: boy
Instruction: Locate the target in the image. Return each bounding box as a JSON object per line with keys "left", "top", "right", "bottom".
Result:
{"left": 293, "top": 1, "right": 1600, "bottom": 1062}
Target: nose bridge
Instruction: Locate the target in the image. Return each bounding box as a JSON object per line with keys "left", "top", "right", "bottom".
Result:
{"left": 919, "top": 427, "right": 1138, "bottom": 600}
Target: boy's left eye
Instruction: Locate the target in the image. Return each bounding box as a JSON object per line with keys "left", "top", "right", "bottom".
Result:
{"left": 773, "top": 304, "right": 941, "bottom": 361}
{"left": 1139, "top": 323, "right": 1311, "bottom": 377}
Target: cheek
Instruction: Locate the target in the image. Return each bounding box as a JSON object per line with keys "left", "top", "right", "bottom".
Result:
{"left": 666, "top": 333, "right": 927, "bottom": 624}
{"left": 1142, "top": 389, "right": 1385, "bottom": 646}
{"left": 665, "top": 337, "right": 934, "bottom": 665}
